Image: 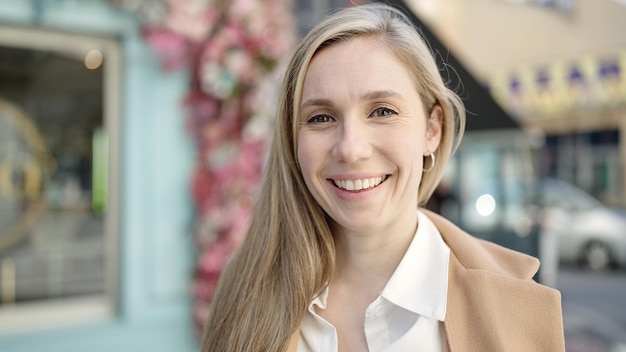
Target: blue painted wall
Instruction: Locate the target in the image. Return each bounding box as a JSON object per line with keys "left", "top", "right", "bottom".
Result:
{"left": 0, "top": 1, "right": 197, "bottom": 351}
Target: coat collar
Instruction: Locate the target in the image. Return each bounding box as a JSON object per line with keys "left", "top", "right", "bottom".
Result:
{"left": 423, "top": 210, "right": 565, "bottom": 351}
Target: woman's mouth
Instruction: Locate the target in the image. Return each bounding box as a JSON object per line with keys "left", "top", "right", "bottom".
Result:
{"left": 331, "top": 175, "right": 389, "bottom": 192}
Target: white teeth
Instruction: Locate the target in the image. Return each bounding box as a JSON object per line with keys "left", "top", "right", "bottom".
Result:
{"left": 333, "top": 176, "right": 385, "bottom": 191}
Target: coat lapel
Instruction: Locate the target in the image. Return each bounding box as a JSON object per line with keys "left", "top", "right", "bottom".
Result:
{"left": 444, "top": 254, "right": 565, "bottom": 351}
{"left": 424, "top": 210, "right": 565, "bottom": 351}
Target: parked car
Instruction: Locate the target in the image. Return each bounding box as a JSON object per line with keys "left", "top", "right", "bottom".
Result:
{"left": 539, "top": 178, "right": 626, "bottom": 270}
{"left": 442, "top": 172, "right": 626, "bottom": 271}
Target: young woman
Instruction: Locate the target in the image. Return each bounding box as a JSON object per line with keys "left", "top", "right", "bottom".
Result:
{"left": 202, "top": 4, "right": 565, "bottom": 351}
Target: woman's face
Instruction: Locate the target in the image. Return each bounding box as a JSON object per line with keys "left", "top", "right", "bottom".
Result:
{"left": 297, "top": 36, "right": 441, "bottom": 237}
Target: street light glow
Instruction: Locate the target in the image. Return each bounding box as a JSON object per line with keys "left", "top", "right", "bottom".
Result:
{"left": 476, "top": 194, "right": 496, "bottom": 216}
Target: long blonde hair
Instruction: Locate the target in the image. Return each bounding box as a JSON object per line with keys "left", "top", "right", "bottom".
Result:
{"left": 202, "top": 4, "right": 465, "bottom": 351}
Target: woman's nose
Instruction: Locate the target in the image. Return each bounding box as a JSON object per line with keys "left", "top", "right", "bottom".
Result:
{"left": 331, "top": 120, "right": 373, "bottom": 163}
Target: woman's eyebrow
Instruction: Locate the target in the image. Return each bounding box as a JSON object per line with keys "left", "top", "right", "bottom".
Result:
{"left": 301, "top": 90, "right": 402, "bottom": 110}
{"left": 359, "top": 89, "right": 402, "bottom": 101}
{"left": 300, "top": 98, "right": 332, "bottom": 110}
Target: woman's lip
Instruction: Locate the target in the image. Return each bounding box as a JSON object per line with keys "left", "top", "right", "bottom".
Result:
{"left": 327, "top": 173, "right": 389, "bottom": 181}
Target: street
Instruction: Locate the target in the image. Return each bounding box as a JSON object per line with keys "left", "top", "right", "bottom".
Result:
{"left": 558, "top": 267, "right": 626, "bottom": 352}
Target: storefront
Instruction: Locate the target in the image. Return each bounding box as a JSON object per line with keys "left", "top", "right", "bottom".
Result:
{"left": 0, "top": 2, "right": 196, "bottom": 351}
{"left": 489, "top": 51, "right": 626, "bottom": 207}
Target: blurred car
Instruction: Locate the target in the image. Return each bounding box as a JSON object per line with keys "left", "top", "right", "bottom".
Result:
{"left": 435, "top": 132, "right": 626, "bottom": 271}
{"left": 539, "top": 178, "right": 626, "bottom": 270}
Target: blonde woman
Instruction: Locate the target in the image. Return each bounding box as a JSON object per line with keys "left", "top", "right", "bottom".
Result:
{"left": 202, "top": 4, "right": 565, "bottom": 351}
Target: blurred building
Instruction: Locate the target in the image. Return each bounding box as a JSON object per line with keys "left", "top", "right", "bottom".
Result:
{"left": 406, "top": 0, "right": 626, "bottom": 207}
{"left": 0, "top": 1, "right": 196, "bottom": 351}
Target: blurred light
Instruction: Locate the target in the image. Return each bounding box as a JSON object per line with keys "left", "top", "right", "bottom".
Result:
{"left": 476, "top": 194, "right": 496, "bottom": 216}
{"left": 84, "top": 49, "right": 103, "bottom": 70}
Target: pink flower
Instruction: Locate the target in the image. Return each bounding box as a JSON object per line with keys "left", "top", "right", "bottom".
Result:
{"left": 124, "top": 0, "right": 296, "bottom": 337}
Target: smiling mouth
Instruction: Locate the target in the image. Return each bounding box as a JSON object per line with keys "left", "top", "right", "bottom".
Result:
{"left": 331, "top": 175, "right": 389, "bottom": 192}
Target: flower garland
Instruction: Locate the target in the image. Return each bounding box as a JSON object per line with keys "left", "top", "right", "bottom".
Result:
{"left": 115, "top": 0, "right": 295, "bottom": 335}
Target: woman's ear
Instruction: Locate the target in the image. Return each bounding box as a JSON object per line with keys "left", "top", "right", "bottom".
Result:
{"left": 424, "top": 104, "right": 443, "bottom": 155}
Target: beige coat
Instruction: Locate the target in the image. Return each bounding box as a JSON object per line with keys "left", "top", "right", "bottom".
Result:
{"left": 287, "top": 210, "right": 565, "bottom": 351}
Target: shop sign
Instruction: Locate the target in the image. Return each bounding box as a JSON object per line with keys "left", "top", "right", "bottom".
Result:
{"left": 488, "top": 51, "right": 626, "bottom": 119}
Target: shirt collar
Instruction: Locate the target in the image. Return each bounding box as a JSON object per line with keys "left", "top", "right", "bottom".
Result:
{"left": 381, "top": 209, "right": 450, "bottom": 321}
{"left": 310, "top": 285, "right": 329, "bottom": 312}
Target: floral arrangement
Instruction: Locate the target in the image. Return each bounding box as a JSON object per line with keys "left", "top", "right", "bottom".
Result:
{"left": 115, "top": 0, "right": 295, "bottom": 335}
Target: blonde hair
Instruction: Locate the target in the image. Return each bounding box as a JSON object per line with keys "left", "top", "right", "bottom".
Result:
{"left": 202, "top": 4, "right": 465, "bottom": 351}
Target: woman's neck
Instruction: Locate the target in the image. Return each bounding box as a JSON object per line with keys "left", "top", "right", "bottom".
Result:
{"left": 330, "top": 213, "right": 419, "bottom": 293}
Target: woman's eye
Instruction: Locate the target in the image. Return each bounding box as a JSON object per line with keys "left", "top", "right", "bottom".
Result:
{"left": 371, "top": 107, "right": 397, "bottom": 118}
{"left": 307, "top": 114, "right": 334, "bottom": 124}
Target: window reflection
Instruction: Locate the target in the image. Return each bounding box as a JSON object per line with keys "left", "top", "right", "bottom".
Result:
{"left": 0, "top": 44, "right": 106, "bottom": 307}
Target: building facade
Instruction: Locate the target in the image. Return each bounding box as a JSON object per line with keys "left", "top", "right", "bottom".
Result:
{"left": 0, "top": 1, "right": 196, "bottom": 351}
{"left": 407, "top": 0, "right": 626, "bottom": 206}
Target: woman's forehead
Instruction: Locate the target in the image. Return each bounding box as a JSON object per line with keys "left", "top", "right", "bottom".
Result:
{"left": 300, "top": 37, "right": 417, "bottom": 104}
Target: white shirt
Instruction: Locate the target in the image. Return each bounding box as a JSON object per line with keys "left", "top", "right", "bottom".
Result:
{"left": 298, "top": 210, "right": 451, "bottom": 352}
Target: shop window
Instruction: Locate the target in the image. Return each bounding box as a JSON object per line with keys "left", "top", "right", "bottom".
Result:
{"left": 0, "top": 25, "right": 120, "bottom": 333}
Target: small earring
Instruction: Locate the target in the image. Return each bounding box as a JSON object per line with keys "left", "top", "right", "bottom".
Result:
{"left": 423, "top": 152, "right": 435, "bottom": 173}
